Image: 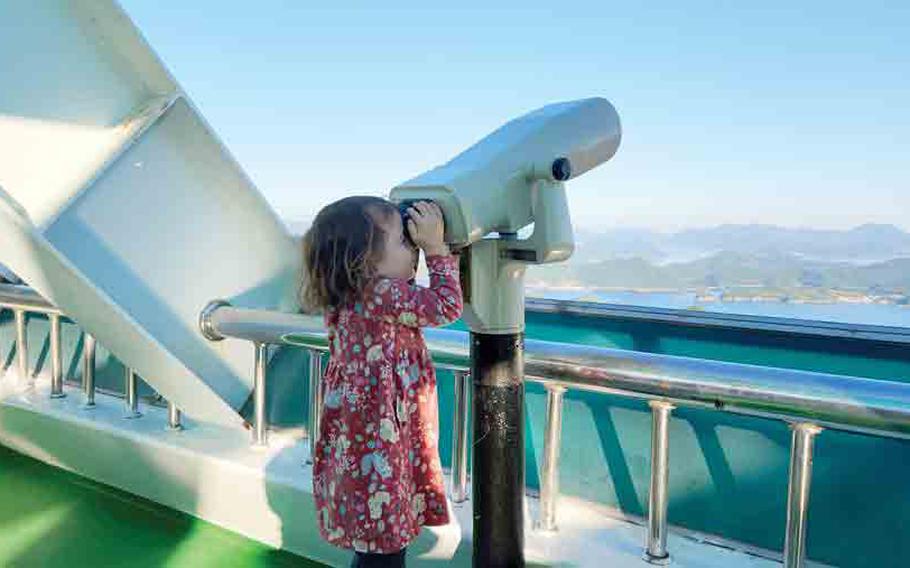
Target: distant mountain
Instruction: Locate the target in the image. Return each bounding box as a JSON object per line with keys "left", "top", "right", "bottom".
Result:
{"left": 527, "top": 251, "right": 910, "bottom": 294}
{"left": 285, "top": 218, "right": 910, "bottom": 262}
{"left": 282, "top": 217, "right": 910, "bottom": 294}
{"left": 573, "top": 224, "right": 910, "bottom": 264}
{"left": 818, "top": 258, "right": 910, "bottom": 291}
{"left": 573, "top": 228, "right": 668, "bottom": 262}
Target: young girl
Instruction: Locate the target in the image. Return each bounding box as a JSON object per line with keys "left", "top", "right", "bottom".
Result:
{"left": 301, "top": 196, "right": 463, "bottom": 567}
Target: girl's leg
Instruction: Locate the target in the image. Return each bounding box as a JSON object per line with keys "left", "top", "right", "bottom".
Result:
{"left": 350, "top": 548, "right": 407, "bottom": 567}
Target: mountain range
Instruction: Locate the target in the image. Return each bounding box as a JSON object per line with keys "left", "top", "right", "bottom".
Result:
{"left": 284, "top": 218, "right": 910, "bottom": 295}
{"left": 526, "top": 251, "right": 910, "bottom": 294}
{"left": 533, "top": 224, "right": 910, "bottom": 295}
{"left": 572, "top": 223, "right": 910, "bottom": 265}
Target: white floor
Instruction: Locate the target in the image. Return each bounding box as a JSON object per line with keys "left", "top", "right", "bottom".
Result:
{"left": 0, "top": 368, "right": 794, "bottom": 567}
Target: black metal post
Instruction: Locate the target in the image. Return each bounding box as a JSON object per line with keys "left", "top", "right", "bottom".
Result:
{"left": 471, "top": 332, "right": 525, "bottom": 567}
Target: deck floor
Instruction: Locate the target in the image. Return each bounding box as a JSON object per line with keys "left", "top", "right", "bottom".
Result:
{"left": 0, "top": 443, "right": 322, "bottom": 567}
{"left": 0, "top": 368, "right": 806, "bottom": 567}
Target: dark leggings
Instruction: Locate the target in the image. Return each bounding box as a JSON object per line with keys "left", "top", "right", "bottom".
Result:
{"left": 350, "top": 548, "right": 406, "bottom": 567}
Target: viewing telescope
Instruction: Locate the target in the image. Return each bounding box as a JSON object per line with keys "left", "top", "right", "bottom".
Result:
{"left": 391, "top": 97, "right": 621, "bottom": 332}
{"left": 389, "top": 98, "right": 622, "bottom": 567}
{"left": 391, "top": 97, "right": 621, "bottom": 258}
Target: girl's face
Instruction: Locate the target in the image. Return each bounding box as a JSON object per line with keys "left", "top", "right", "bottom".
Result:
{"left": 374, "top": 210, "right": 418, "bottom": 280}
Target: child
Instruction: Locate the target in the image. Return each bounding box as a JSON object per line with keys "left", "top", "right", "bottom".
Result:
{"left": 300, "top": 196, "right": 463, "bottom": 567}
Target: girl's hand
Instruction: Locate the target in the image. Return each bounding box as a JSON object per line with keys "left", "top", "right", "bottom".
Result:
{"left": 406, "top": 201, "right": 448, "bottom": 257}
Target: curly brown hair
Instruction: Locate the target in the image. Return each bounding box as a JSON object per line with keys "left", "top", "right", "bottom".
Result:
{"left": 299, "top": 196, "right": 397, "bottom": 311}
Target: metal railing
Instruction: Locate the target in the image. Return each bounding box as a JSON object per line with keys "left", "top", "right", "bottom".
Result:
{"left": 199, "top": 300, "right": 910, "bottom": 568}
{"left": 0, "top": 284, "right": 182, "bottom": 429}
{"left": 5, "top": 285, "right": 910, "bottom": 567}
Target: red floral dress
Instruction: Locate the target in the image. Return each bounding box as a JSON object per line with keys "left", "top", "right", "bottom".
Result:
{"left": 313, "top": 254, "right": 463, "bottom": 554}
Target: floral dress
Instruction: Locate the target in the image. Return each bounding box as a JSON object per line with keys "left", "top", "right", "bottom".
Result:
{"left": 313, "top": 254, "right": 463, "bottom": 554}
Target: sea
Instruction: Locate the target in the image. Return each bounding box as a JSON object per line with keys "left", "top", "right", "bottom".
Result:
{"left": 526, "top": 288, "right": 910, "bottom": 329}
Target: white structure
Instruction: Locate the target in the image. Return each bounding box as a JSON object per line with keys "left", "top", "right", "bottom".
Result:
{"left": 0, "top": 1, "right": 298, "bottom": 427}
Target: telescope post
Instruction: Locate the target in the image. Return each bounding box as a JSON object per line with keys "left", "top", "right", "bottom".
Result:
{"left": 462, "top": 239, "right": 528, "bottom": 567}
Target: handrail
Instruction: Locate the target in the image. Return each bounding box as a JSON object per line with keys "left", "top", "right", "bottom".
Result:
{"left": 0, "top": 285, "right": 179, "bottom": 426}
{"left": 0, "top": 283, "right": 63, "bottom": 316}
{"left": 6, "top": 286, "right": 909, "bottom": 568}
{"left": 201, "top": 303, "right": 910, "bottom": 439}
{"left": 199, "top": 300, "right": 910, "bottom": 568}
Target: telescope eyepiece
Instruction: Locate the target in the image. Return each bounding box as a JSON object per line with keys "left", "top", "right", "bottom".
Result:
{"left": 551, "top": 157, "right": 572, "bottom": 181}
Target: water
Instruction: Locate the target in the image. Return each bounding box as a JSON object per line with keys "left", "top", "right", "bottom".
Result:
{"left": 527, "top": 288, "right": 910, "bottom": 328}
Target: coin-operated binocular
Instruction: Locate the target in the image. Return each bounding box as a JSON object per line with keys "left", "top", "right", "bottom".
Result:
{"left": 391, "top": 97, "right": 621, "bottom": 567}
{"left": 391, "top": 97, "right": 621, "bottom": 333}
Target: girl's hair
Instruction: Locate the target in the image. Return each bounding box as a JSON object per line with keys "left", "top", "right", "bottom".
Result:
{"left": 299, "top": 196, "right": 397, "bottom": 311}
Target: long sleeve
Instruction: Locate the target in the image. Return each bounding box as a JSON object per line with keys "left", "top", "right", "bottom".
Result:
{"left": 365, "top": 255, "right": 463, "bottom": 328}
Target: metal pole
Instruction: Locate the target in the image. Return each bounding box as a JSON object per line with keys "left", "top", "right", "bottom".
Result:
{"left": 252, "top": 342, "right": 268, "bottom": 446}
{"left": 472, "top": 332, "right": 525, "bottom": 567}
{"left": 14, "top": 309, "right": 28, "bottom": 381}
{"left": 784, "top": 423, "right": 822, "bottom": 568}
{"left": 124, "top": 367, "right": 141, "bottom": 418}
{"left": 82, "top": 334, "right": 96, "bottom": 407}
{"left": 306, "top": 349, "right": 324, "bottom": 464}
{"left": 450, "top": 370, "right": 470, "bottom": 503}
{"left": 49, "top": 313, "right": 65, "bottom": 398}
{"left": 167, "top": 401, "right": 183, "bottom": 430}
{"left": 645, "top": 401, "right": 674, "bottom": 565}
{"left": 537, "top": 385, "right": 567, "bottom": 532}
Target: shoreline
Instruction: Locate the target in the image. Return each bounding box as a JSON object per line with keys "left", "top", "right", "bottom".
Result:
{"left": 524, "top": 285, "right": 909, "bottom": 308}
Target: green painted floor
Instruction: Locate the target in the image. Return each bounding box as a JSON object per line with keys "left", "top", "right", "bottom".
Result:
{"left": 0, "top": 444, "right": 325, "bottom": 567}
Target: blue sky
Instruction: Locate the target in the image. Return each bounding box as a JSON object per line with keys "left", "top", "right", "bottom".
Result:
{"left": 120, "top": 1, "right": 908, "bottom": 231}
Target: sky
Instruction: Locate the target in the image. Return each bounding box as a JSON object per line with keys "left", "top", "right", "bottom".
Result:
{"left": 119, "top": 1, "right": 909, "bottom": 231}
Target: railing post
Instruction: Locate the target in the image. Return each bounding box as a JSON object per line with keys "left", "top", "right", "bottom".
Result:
{"left": 252, "top": 342, "right": 268, "bottom": 447}
{"left": 167, "top": 401, "right": 183, "bottom": 430}
{"left": 450, "top": 370, "right": 471, "bottom": 503}
{"left": 537, "top": 384, "right": 567, "bottom": 531}
{"left": 784, "top": 423, "right": 822, "bottom": 568}
{"left": 14, "top": 309, "right": 28, "bottom": 381}
{"left": 49, "top": 313, "right": 65, "bottom": 398}
{"left": 124, "top": 367, "right": 142, "bottom": 418}
{"left": 645, "top": 400, "right": 674, "bottom": 565}
{"left": 82, "top": 334, "right": 96, "bottom": 407}
{"left": 306, "top": 348, "right": 324, "bottom": 464}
